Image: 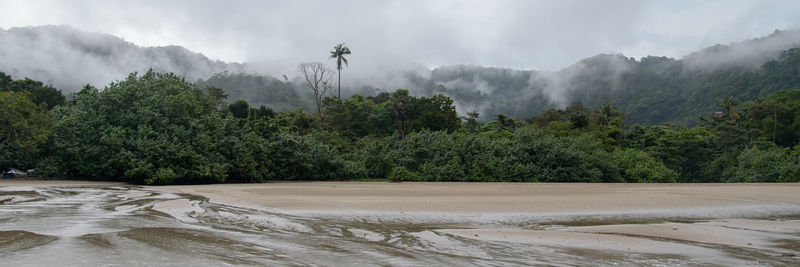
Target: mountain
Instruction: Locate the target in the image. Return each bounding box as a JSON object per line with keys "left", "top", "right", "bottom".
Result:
{"left": 3, "top": 25, "right": 800, "bottom": 125}
{"left": 0, "top": 25, "right": 245, "bottom": 92}
{"left": 414, "top": 29, "right": 800, "bottom": 125}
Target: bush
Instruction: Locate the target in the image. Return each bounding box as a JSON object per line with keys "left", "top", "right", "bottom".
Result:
{"left": 0, "top": 91, "right": 53, "bottom": 170}
{"left": 43, "top": 71, "right": 229, "bottom": 184}
{"left": 387, "top": 166, "right": 418, "bottom": 182}
{"left": 612, "top": 148, "right": 678, "bottom": 183}
{"left": 733, "top": 145, "right": 799, "bottom": 182}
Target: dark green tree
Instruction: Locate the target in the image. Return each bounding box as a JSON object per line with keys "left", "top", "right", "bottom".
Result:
{"left": 206, "top": 86, "right": 228, "bottom": 109}
{"left": 411, "top": 94, "right": 461, "bottom": 133}
{"left": 387, "top": 89, "right": 414, "bottom": 139}
{"left": 324, "top": 94, "right": 392, "bottom": 138}
{"left": 463, "top": 111, "right": 480, "bottom": 133}
{"left": 719, "top": 96, "right": 741, "bottom": 121}
{"left": 43, "top": 71, "right": 229, "bottom": 184}
{"left": 0, "top": 91, "right": 53, "bottom": 170}
{"left": 228, "top": 99, "right": 250, "bottom": 119}
{"left": 746, "top": 89, "right": 800, "bottom": 147}
{"left": 0, "top": 73, "right": 65, "bottom": 109}
{"left": 0, "top": 72, "right": 11, "bottom": 89}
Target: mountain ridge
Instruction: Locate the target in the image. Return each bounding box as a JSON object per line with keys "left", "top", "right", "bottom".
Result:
{"left": 3, "top": 25, "right": 800, "bottom": 125}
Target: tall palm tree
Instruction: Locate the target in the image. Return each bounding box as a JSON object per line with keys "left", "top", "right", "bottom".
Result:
{"left": 329, "top": 43, "right": 351, "bottom": 100}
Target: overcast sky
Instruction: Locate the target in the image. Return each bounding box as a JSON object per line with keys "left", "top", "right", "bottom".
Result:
{"left": 2, "top": 0, "right": 799, "bottom": 71}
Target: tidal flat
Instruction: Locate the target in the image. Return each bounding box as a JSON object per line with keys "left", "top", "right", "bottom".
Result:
{"left": 2, "top": 180, "right": 799, "bottom": 265}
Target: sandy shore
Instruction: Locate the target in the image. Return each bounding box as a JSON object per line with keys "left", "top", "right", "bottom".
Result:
{"left": 0, "top": 179, "right": 125, "bottom": 187}
{"left": 148, "top": 182, "right": 800, "bottom": 260}
{"left": 5, "top": 180, "right": 800, "bottom": 260}
{"left": 150, "top": 182, "right": 800, "bottom": 216}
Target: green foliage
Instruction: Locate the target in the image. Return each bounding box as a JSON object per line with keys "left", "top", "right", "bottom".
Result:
{"left": 730, "top": 144, "right": 800, "bottom": 182}
{"left": 746, "top": 89, "right": 800, "bottom": 147}
{"left": 387, "top": 166, "right": 418, "bottom": 182}
{"left": 263, "top": 133, "right": 348, "bottom": 180}
{"left": 206, "top": 86, "right": 228, "bottom": 109}
{"left": 462, "top": 111, "right": 481, "bottom": 133}
{"left": 410, "top": 94, "right": 461, "bottom": 133}
{"left": 612, "top": 148, "right": 678, "bottom": 183}
{"left": 387, "top": 89, "right": 415, "bottom": 139}
{"left": 0, "top": 91, "right": 53, "bottom": 170}
{"left": 216, "top": 116, "right": 271, "bottom": 183}
{"left": 195, "top": 72, "right": 312, "bottom": 112}
{"left": 43, "top": 71, "right": 228, "bottom": 184}
{"left": 700, "top": 149, "right": 741, "bottom": 181}
{"left": 228, "top": 99, "right": 250, "bottom": 118}
{"left": 22, "top": 62, "right": 800, "bottom": 184}
{"left": 399, "top": 47, "right": 800, "bottom": 127}
{"left": 323, "top": 95, "right": 393, "bottom": 138}
{"left": 352, "top": 128, "right": 620, "bottom": 182}
{"left": 354, "top": 137, "right": 393, "bottom": 178}
{"left": 271, "top": 110, "right": 320, "bottom": 135}
{"left": 625, "top": 124, "right": 715, "bottom": 182}
{"left": 0, "top": 72, "right": 11, "bottom": 89}
{"left": 0, "top": 72, "right": 65, "bottom": 109}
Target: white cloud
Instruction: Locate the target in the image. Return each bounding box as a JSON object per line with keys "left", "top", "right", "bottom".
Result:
{"left": 1, "top": 0, "right": 799, "bottom": 70}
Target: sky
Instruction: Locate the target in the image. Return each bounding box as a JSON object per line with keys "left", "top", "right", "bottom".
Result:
{"left": 2, "top": 0, "right": 799, "bottom": 71}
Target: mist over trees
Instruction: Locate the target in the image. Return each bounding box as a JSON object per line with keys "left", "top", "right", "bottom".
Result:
{"left": 190, "top": 30, "right": 800, "bottom": 127}
{"left": 1, "top": 68, "right": 799, "bottom": 184}
{"left": 2, "top": 26, "right": 800, "bottom": 184}
{"left": 5, "top": 25, "right": 800, "bottom": 128}
{"left": 0, "top": 25, "right": 245, "bottom": 93}
{"left": 194, "top": 72, "right": 312, "bottom": 112}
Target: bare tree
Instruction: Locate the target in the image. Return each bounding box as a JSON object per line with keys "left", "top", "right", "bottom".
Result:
{"left": 298, "top": 62, "right": 334, "bottom": 122}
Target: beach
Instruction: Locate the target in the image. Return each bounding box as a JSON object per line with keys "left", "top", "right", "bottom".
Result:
{"left": 149, "top": 182, "right": 800, "bottom": 215}
{"left": 3, "top": 180, "right": 800, "bottom": 265}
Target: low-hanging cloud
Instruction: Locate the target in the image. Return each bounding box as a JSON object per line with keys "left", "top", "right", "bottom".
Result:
{"left": 0, "top": 25, "right": 244, "bottom": 93}
{"left": 683, "top": 29, "right": 800, "bottom": 71}
{"left": 4, "top": 23, "right": 800, "bottom": 120}
{"left": 533, "top": 54, "right": 634, "bottom": 108}
{"left": 3, "top": 0, "right": 800, "bottom": 72}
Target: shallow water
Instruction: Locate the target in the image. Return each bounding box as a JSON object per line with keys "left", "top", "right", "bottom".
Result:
{"left": 1, "top": 186, "right": 798, "bottom": 266}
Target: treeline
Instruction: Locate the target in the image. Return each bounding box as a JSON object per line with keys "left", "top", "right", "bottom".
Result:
{"left": 2, "top": 70, "right": 799, "bottom": 184}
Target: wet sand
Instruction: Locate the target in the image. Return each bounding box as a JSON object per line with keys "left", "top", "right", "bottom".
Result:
{"left": 149, "top": 182, "right": 800, "bottom": 261}
{"left": 150, "top": 182, "right": 800, "bottom": 215}
{"left": 0, "top": 179, "right": 124, "bottom": 187}
{"left": 5, "top": 180, "right": 800, "bottom": 263}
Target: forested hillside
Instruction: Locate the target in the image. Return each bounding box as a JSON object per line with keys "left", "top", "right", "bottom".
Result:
{"left": 2, "top": 69, "right": 799, "bottom": 184}
{"left": 412, "top": 30, "right": 800, "bottom": 126}
{"left": 194, "top": 30, "right": 800, "bottom": 126}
